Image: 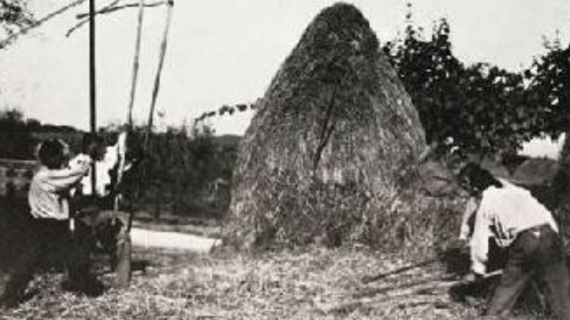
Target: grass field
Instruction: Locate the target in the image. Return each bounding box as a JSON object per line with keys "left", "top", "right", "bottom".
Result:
{"left": 0, "top": 244, "right": 550, "bottom": 320}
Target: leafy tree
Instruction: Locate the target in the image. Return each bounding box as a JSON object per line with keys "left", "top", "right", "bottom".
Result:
{"left": 526, "top": 37, "right": 570, "bottom": 138}
{"left": 383, "top": 10, "right": 536, "bottom": 158}
{"left": 0, "top": 108, "right": 37, "bottom": 159}
{"left": 0, "top": 2, "right": 37, "bottom": 160}
{"left": 456, "top": 64, "right": 539, "bottom": 155}
{"left": 384, "top": 17, "right": 463, "bottom": 146}
{"left": 0, "top": 0, "right": 33, "bottom": 36}
{"left": 124, "top": 123, "right": 236, "bottom": 218}
{"left": 527, "top": 37, "right": 570, "bottom": 198}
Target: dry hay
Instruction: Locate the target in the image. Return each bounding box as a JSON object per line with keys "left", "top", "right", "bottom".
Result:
{"left": 0, "top": 247, "right": 547, "bottom": 320}
{"left": 226, "top": 3, "right": 437, "bottom": 250}
{"left": 0, "top": 248, "right": 449, "bottom": 320}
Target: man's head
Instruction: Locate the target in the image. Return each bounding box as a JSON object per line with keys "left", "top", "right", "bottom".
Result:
{"left": 38, "top": 139, "right": 67, "bottom": 169}
{"left": 458, "top": 162, "right": 503, "bottom": 195}
{"left": 82, "top": 133, "right": 106, "bottom": 161}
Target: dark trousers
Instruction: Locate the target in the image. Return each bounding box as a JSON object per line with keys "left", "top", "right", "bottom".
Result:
{"left": 0, "top": 219, "right": 92, "bottom": 307}
{"left": 487, "top": 224, "right": 570, "bottom": 319}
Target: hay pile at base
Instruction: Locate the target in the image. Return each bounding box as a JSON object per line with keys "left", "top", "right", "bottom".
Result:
{"left": 225, "top": 3, "right": 456, "bottom": 250}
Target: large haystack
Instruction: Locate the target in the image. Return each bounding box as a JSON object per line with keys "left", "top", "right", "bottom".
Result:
{"left": 226, "top": 3, "right": 429, "bottom": 249}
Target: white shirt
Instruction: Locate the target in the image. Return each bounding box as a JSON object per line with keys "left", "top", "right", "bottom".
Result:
{"left": 470, "top": 179, "right": 558, "bottom": 274}
{"left": 28, "top": 160, "right": 91, "bottom": 220}
{"left": 459, "top": 197, "right": 479, "bottom": 240}
{"left": 76, "top": 131, "right": 127, "bottom": 197}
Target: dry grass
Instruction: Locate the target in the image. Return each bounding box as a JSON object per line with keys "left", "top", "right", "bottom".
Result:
{"left": 0, "top": 246, "right": 548, "bottom": 320}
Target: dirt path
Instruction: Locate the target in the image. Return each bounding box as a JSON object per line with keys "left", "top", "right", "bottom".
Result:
{"left": 131, "top": 227, "right": 221, "bottom": 253}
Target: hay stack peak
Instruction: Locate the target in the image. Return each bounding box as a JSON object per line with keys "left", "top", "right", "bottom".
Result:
{"left": 226, "top": 3, "right": 427, "bottom": 249}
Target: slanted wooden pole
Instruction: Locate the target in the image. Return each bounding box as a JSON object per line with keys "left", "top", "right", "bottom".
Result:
{"left": 117, "top": 0, "right": 173, "bottom": 287}
{"left": 143, "top": 0, "right": 174, "bottom": 148}
{"left": 126, "top": 0, "right": 145, "bottom": 128}
{"left": 115, "top": 0, "right": 146, "bottom": 288}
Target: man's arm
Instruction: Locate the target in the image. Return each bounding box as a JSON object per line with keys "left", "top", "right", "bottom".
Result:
{"left": 470, "top": 200, "right": 492, "bottom": 275}
{"left": 68, "top": 154, "right": 92, "bottom": 169}
{"left": 545, "top": 210, "right": 559, "bottom": 233}
{"left": 459, "top": 197, "right": 478, "bottom": 240}
{"left": 41, "top": 160, "right": 91, "bottom": 192}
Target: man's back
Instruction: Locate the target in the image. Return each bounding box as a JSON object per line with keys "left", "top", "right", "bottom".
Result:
{"left": 479, "top": 180, "right": 558, "bottom": 245}
{"left": 29, "top": 163, "right": 90, "bottom": 220}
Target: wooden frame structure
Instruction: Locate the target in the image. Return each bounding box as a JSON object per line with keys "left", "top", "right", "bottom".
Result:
{"left": 85, "top": 0, "right": 174, "bottom": 287}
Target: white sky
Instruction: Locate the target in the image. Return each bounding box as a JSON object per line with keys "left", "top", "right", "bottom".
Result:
{"left": 0, "top": 0, "right": 569, "bottom": 146}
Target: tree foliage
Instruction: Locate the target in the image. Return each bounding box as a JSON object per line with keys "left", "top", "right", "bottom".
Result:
{"left": 0, "top": 0, "right": 33, "bottom": 35}
{"left": 0, "top": 108, "right": 37, "bottom": 159}
{"left": 199, "top": 9, "right": 565, "bottom": 161}
{"left": 526, "top": 37, "right": 570, "bottom": 138}
{"left": 122, "top": 124, "right": 238, "bottom": 219}
{"left": 383, "top": 12, "right": 540, "bottom": 158}
{"left": 186, "top": 6, "right": 570, "bottom": 166}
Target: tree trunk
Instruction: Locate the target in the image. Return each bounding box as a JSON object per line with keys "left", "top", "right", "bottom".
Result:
{"left": 153, "top": 184, "right": 162, "bottom": 220}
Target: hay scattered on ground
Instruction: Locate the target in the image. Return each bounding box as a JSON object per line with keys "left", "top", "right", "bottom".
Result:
{"left": 0, "top": 247, "right": 546, "bottom": 320}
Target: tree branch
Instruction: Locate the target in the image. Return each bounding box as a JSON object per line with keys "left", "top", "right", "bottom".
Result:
{"left": 66, "top": 0, "right": 121, "bottom": 37}
{"left": 67, "top": 0, "right": 166, "bottom": 37}
{"left": 0, "top": 0, "right": 35, "bottom": 28}
{"left": 0, "top": 0, "right": 88, "bottom": 49}
{"left": 77, "top": 1, "right": 165, "bottom": 19}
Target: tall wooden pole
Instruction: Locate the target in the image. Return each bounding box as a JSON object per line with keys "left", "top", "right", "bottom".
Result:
{"left": 126, "top": 0, "right": 145, "bottom": 128}
{"left": 89, "top": 0, "right": 97, "bottom": 195}
{"left": 115, "top": 0, "right": 146, "bottom": 289}
{"left": 89, "top": 0, "right": 97, "bottom": 134}
{"left": 143, "top": 0, "right": 174, "bottom": 148}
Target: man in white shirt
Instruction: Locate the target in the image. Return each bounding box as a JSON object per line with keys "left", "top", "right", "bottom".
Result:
{"left": 458, "top": 162, "right": 570, "bottom": 319}
{"left": 0, "top": 139, "right": 102, "bottom": 309}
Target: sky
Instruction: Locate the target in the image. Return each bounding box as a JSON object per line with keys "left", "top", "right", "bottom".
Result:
{"left": 0, "top": 0, "right": 569, "bottom": 157}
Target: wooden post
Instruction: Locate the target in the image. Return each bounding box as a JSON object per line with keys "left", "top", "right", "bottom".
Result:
{"left": 115, "top": 0, "right": 146, "bottom": 288}
{"left": 126, "top": 0, "right": 145, "bottom": 128}
{"left": 118, "top": 0, "right": 174, "bottom": 287}
{"left": 89, "top": 0, "right": 97, "bottom": 193}
{"left": 114, "top": 215, "right": 132, "bottom": 287}
{"left": 114, "top": 133, "right": 131, "bottom": 287}
{"left": 143, "top": 0, "right": 174, "bottom": 148}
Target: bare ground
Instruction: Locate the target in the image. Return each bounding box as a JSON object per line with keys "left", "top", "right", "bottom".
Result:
{"left": 131, "top": 228, "right": 219, "bottom": 253}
